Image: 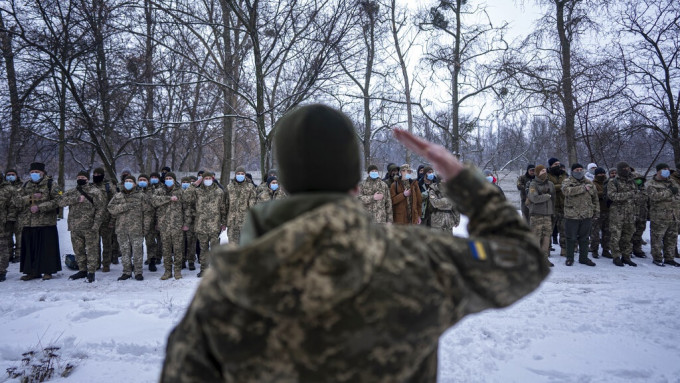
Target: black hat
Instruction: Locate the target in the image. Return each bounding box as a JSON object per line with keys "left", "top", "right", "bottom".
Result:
{"left": 93, "top": 167, "right": 105, "bottom": 175}
{"left": 594, "top": 167, "right": 606, "bottom": 175}
{"left": 77, "top": 170, "right": 90, "bottom": 179}
{"left": 548, "top": 158, "right": 559, "bottom": 167}
{"left": 5, "top": 169, "right": 17, "bottom": 175}
{"left": 138, "top": 173, "right": 149, "bottom": 180}
{"left": 616, "top": 161, "right": 630, "bottom": 173}
{"left": 274, "top": 104, "right": 361, "bottom": 194}
{"left": 656, "top": 163, "right": 670, "bottom": 172}
{"left": 123, "top": 174, "right": 136, "bottom": 182}
{"left": 235, "top": 166, "right": 246, "bottom": 173}
{"left": 30, "top": 162, "right": 46, "bottom": 172}
{"left": 150, "top": 172, "right": 161, "bottom": 178}
{"left": 423, "top": 166, "right": 434, "bottom": 174}
{"left": 527, "top": 164, "right": 536, "bottom": 171}
{"left": 571, "top": 163, "right": 584, "bottom": 171}
{"left": 386, "top": 163, "right": 396, "bottom": 171}
{"left": 161, "top": 166, "right": 171, "bottom": 172}
{"left": 197, "top": 170, "right": 205, "bottom": 176}
{"left": 367, "top": 165, "right": 379, "bottom": 172}
{"left": 266, "top": 175, "right": 278, "bottom": 185}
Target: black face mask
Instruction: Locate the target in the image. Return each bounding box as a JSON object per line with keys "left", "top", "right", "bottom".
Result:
{"left": 550, "top": 167, "right": 562, "bottom": 176}
{"left": 77, "top": 179, "right": 87, "bottom": 186}
{"left": 93, "top": 175, "right": 104, "bottom": 183}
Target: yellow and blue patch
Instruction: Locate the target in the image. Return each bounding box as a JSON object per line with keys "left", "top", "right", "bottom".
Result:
{"left": 468, "top": 241, "right": 487, "bottom": 261}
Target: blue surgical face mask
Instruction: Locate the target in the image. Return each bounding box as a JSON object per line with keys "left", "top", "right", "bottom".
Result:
{"left": 124, "top": 182, "right": 134, "bottom": 190}
{"left": 203, "top": 179, "right": 213, "bottom": 187}
{"left": 6, "top": 175, "right": 16, "bottom": 182}
{"left": 165, "top": 179, "right": 174, "bottom": 187}
{"left": 369, "top": 171, "right": 379, "bottom": 179}
{"left": 270, "top": 183, "right": 279, "bottom": 191}
{"left": 404, "top": 173, "right": 412, "bottom": 180}
{"left": 150, "top": 178, "right": 159, "bottom": 184}
{"left": 30, "top": 173, "right": 41, "bottom": 182}
{"left": 181, "top": 183, "right": 190, "bottom": 190}
{"left": 236, "top": 174, "right": 245, "bottom": 183}
{"left": 138, "top": 181, "right": 148, "bottom": 188}
{"left": 427, "top": 173, "right": 435, "bottom": 180}
{"left": 661, "top": 169, "right": 670, "bottom": 178}
{"left": 486, "top": 176, "right": 494, "bottom": 183}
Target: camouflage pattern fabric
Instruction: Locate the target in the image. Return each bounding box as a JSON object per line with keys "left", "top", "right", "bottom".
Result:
{"left": 562, "top": 176, "right": 599, "bottom": 220}
{"left": 16, "top": 177, "right": 62, "bottom": 227}
{"left": 647, "top": 176, "right": 680, "bottom": 261}
{"left": 517, "top": 174, "right": 533, "bottom": 224}
{"left": 547, "top": 171, "right": 567, "bottom": 213}
{"left": 161, "top": 166, "right": 549, "bottom": 382}
{"left": 184, "top": 183, "right": 226, "bottom": 236}
{"left": 357, "top": 177, "right": 392, "bottom": 224}
{"left": 117, "top": 233, "right": 144, "bottom": 276}
{"left": 107, "top": 188, "right": 153, "bottom": 235}
{"left": 632, "top": 182, "right": 649, "bottom": 253}
{"left": 423, "top": 182, "right": 459, "bottom": 232}
{"left": 70, "top": 230, "right": 100, "bottom": 273}
{"left": 225, "top": 180, "right": 257, "bottom": 244}
{"left": 196, "top": 232, "right": 220, "bottom": 272}
{"left": 530, "top": 214, "right": 552, "bottom": 262}
{"left": 650, "top": 220, "right": 677, "bottom": 262}
{"left": 152, "top": 184, "right": 190, "bottom": 276}
{"left": 527, "top": 178, "right": 555, "bottom": 216}
{"left": 607, "top": 175, "right": 638, "bottom": 260}
{"left": 0, "top": 181, "right": 15, "bottom": 275}
{"left": 257, "top": 188, "right": 288, "bottom": 204}
{"left": 139, "top": 187, "right": 160, "bottom": 261}
{"left": 92, "top": 180, "right": 117, "bottom": 267}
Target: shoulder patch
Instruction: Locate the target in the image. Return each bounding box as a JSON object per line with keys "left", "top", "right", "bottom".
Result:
{"left": 58, "top": 191, "right": 63, "bottom": 195}
{"left": 468, "top": 240, "right": 488, "bottom": 261}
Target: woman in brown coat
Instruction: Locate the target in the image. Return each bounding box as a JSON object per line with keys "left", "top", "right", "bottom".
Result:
{"left": 390, "top": 164, "right": 423, "bottom": 224}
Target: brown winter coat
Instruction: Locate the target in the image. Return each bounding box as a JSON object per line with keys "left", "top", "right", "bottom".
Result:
{"left": 390, "top": 178, "right": 422, "bottom": 224}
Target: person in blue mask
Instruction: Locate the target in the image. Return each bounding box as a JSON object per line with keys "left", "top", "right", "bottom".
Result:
{"left": 390, "top": 164, "right": 422, "bottom": 224}
{"left": 647, "top": 163, "right": 680, "bottom": 267}
{"left": 152, "top": 172, "right": 189, "bottom": 280}
{"left": 256, "top": 176, "right": 287, "bottom": 204}
{"left": 225, "top": 166, "right": 257, "bottom": 245}
{"left": 358, "top": 165, "right": 392, "bottom": 224}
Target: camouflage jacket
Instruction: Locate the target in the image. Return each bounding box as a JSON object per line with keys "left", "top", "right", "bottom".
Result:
{"left": 634, "top": 181, "right": 649, "bottom": 220}
{"left": 646, "top": 176, "right": 680, "bottom": 222}
{"left": 161, "top": 167, "right": 548, "bottom": 383}
{"left": 91, "top": 180, "right": 116, "bottom": 222}
{"left": 183, "top": 183, "right": 226, "bottom": 235}
{"left": 547, "top": 171, "right": 567, "bottom": 213}
{"left": 562, "top": 176, "right": 599, "bottom": 219}
{"left": 138, "top": 187, "right": 157, "bottom": 233}
{"left": 606, "top": 175, "right": 638, "bottom": 217}
{"left": 358, "top": 177, "right": 393, "bottom": 224}
{"left": 58, "top": 184, "right": 106, "bottom": 232}
{"left": 226, "top": 180, "right": 257, "bottom": 228}
{"left": 107, "top": 188, "right": 153, "bottom": 235}
{"left": 422, "top": 182, "right": 459, "bottom": 229}
{"left": 257, "top": 188, "right": 288, "bottom": 204}
{"left": 516, "top": 174, "right": 534, "bottom": 201}
{"left": 152, "top": 184, "right": 189, "bottom": 232}
{"left": 527, "top": 178, "right": 555, "bottom": 216}
{"left": 16, "top": 177, "right": 63, "bottom": 227}
{"left": 0, "top": 181, "right": 17, "bottom": 227}
{"left": 593, "top": 178, "right": 607, "bottom": 213}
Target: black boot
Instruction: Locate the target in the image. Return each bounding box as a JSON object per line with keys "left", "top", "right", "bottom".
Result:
{"left": 622, "top": 258, "right": 637, "bottom": 267}
{"left": 69, "top": 270, "right": 88, "bottom": 280}
{"left": 665, "top": 259, "right": 680, "bottom": 267}
{"left": 118, "top": 274, "right": 131, "bottom": 281}
{"left": 602, "top": 250, "right": 613, "bottom": 259}
{"left": 613, "top": 257, "right": 624, "bottom": 267}
{"left": 135, "top": 274, "right": 144, "bottom": 281}
{"left": 181, "top": 261, "right": 187, "bottom": 269}
{"left": 87, "top": 273, "right": 95, "bottom": 283}
{"left": 188, "top": 262, "right": 195, "bottom": 271}
{"left": 633, "top": 250, "right": 647, "bottom": 258}
{"left": 149, "top": 259, "right": 157, "bottom": 272}
{"left": 653, "top": 259, "right": 665, "bottom": 267}
{"left": 111, "top": 257, "right": 119, "bottom": 264}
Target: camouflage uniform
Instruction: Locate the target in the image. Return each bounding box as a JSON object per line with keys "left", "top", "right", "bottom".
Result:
{"left": 58, "top": 184, "right": 106, "bottom": 273}
{"left": 631, "top": 178, "right": 649, "bottom": 256}
{"left": 607, "top": 175, "right": 638, "bottom": 262}
{"left": 225, "top": 180, "right": 256, "bottom": 245}
{"left": 108, "top": 188, "right": 153, "bottom": 277}
{"left": 646, "top": 176, "right": 680, "bottom": 262}
{"left": 562, "top": 176, "right": 599, "bottom": 263}
{"left": 516, "top": 173, "right": 534, "bottom": 224}
{"left": 161, "top": 167, "right": 549, "bottom": 382}
{"left": 180, "top": 178, "right": 197, "bottom": 267}
{"left": 548, "top": 170, "right": 568, "bottom": 255}
{"left": 422, "top": 182, "right": 459, "bottom": 232}
{"left": 92, "top": 179, "right": 118, "bottom": 268}
{"left": 183, "top": 182, "right": 226, "bottom": 272}
{"left": 152, "top": 183, "right": 190, "bottom": 279}
{"left": 528, "top": 177, "right": 555, "bottom": 264}
{"left": 590, "top": 177, "right": 609, "bottom": 256}
{"left": 0, "top": 181, "right": 17, "bottom": 279}
{"left": 357, "top": 176, "right": 393, "bottom": 224}
{"left": 257, "top": 187, "right": 288, "bottom": 204}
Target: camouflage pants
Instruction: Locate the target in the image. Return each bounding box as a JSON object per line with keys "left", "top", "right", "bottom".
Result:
{"left": 196, "top": 232, "right": 220, "bottom": 271}
{"left": 650, "top": 220, "right": 677, "bottom": 262}
{"left": 552, "top": 212, "right": 566, "bottom": 255}
{"left": 531, "top": 215, "right": 552, "bottom": 260}
{"left": 228, "top": 225, "right": 242, "bottom": 245}
{"left": 589, "top": 213, "right": 607, "bottom": 253}
{"left": 97, "top": 220, "right": 115, "bottom": 267}
{"left": 145, "top": 230, "right": 159, "bottom": 262}
{"left": 71, "top": 230, "right": 100, "bottom": 273}
{"left": 183, "top": 229, "right": 196, "bottom": 263}
{"left": 609, "top": 211, "right": 635, "bottom": 260}
{"left": 118, "top": 233, "right": 144, "bottom": 276}
{"left": 632, "top": 219, "right": 646, "bottom": 253}
{"left": 0, "top": 229, "right": 9, "bottom": 275}
{"left": 161, "top": 230, "right": 184, "bottom": 275}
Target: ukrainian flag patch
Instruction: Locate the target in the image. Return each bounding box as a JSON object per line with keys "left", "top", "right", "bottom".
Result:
{"left": 469, "top": 241, "right": 487, "bottom": 261}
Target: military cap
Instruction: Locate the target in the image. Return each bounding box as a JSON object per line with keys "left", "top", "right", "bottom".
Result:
{"left": 235, "top": 166, "right": 246, "bottom": 174}
{"left": 165, "top": 172, "right": 177, "bottom": 180}
{"left": 367, "top": 165, "right": 379, "bottom": 172}
{"left": 30, "top": 162, "right": 46, "bottom": 172}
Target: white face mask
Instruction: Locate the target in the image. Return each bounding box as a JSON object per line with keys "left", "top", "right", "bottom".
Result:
{"left": 203, "top": 179, "right": 213, "bottom": 187}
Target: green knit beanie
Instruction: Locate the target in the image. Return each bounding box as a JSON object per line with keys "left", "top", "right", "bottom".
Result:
{"left": 274, "top": 104, "right": 361, "bottom": 194}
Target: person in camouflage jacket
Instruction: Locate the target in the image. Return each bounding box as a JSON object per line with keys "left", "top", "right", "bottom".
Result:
{"left": 607, "top": 162, "right": 639, "bottom": 267}
{"left": 516, "top": 164, "right": 535, "bottom": 224}
{"left": 137, "top": 174, "right": 160, "bottom": 270}
{"left": 590, "top": 168, "right": 610, "bottom": 258}
{"left": 646, "top": 163, "right": 680, "bottom": 267}
{"left": 108, "top": 175, "right": 154, "bottom": 280}
{"left": 16, "top": 163, "right": 63, "bottom": 280}
{"left": 0, "top": 176, "right": 18, "bottom": 281}
{"left": 4, "top": 169, "right": 21, "bottom": 263}
{"left": 183, "top": 171, "right": 226, "bottom": 276}
{"left": 421, "top": 167, "right": 459, "bottom": 232}
{"left": 57, "top": 171, "right": 106, "bottom": 282}
{"left": 631, "top": 174, "right": 649, "bottom": 258}
{"left": 257, "top": 176, "right": 287, "bottom": 204}
{"left": 152, "top": 172, "right": 191, "bottom": 280}
{"left": 161, "top": 104, "right": 548, "bottom": 383}
{"left": 256, "top": 169, "right": 278, "bottom": 198}
{"left": 547, "top": 158, "right": 568, "bottom": 256}
{"left": 179, "top": 177, "right": 197, "bottom": 271}
{"left": 225, "top": 166, "right": 257, "bottom": 245}
{"left": 357, "top": 165, "right": 392, "bottom": 224}
{"left": 91, "top": 167, "right": 119, "bottom": 271}
{"left": 562, "top": 164, "right": 599, "bottom": 266}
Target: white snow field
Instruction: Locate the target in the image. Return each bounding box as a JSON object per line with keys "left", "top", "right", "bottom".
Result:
{"left": 1, "top": 209, "right": 679, "bottom": 383}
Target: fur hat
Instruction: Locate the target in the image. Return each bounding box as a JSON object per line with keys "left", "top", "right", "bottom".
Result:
{"left": 30, "top": 162, "right": 46, "bottom": 172}
{"left": 235, "top": 166, "right": 246, "bottom": 174}
{"left": 367, "top": 165, "right": 379, "bottom": 172}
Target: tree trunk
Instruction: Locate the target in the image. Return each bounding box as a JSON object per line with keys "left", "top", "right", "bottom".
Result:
{"left": 362, "top": 9, "right": 375, "bottom": 168}
{"left": 556, "top": 0, "right": 577, "bottom": 165}
{"left": 219, "top": 0, "right": 235, "bottom": 184}
{"left": 143, "top": 0, "right": 155, "bottom": 173}
{"left": 450, "top": 0, "right": 462, "bottom": 156}
{"left": 391, "top": 0, "right": 413, "bottom": 163}
{"left": 0, "top": 12, "right": 21, "bottom": 169}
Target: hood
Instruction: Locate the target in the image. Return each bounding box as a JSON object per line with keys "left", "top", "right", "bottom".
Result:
{"left": 210, "top": 194, "right": 385, "bottom": 319}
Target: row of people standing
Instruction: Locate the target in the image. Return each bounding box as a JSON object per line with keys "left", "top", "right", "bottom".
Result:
{"left": 358, "top": 163, "right": 460, "bottom": 232}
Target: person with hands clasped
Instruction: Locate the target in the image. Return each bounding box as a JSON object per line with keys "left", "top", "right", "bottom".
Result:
{"left": 152, "top": 172, "right": 191, "bottom": 280}
{"left": 358, "top": 165, "right": 392, "bottom": 224}
{"left": 390, "top": 164, "right": 422, "bottom": 224}
{"left": 562, "top": 164, "right": 599, "bottom": 266}
{"left": 646, "top": 163, "right": 680, "bottom": 267}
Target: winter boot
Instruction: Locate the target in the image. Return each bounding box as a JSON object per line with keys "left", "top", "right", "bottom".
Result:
{"left": 665, "top": 259, "right": 680, "bottom": 267}
{"left": 188, "top": 262, "right": 196, "bottom": 271}
{"left": 601, "top": 250, "right": 613, "bottom": 259}
{"left": 144, "top": 258, "right": 150, "bottom": 265}
{"left": 0, "top": 273, "right": 6, "bottom": 282}
{"left": 174, "top": 266, "right": 182, "bottom": 280}
{"left": 118, "top": 274, "right": 131, "bottom": 281}
{"left": 87, "top": 273, "right": 95, "bottom": 283}
{"left": 633, "top": 249, "right": 647, "bottom": 258}
{"left": 69, "top": 270, "right": 88, "bottom": 280}
{"left": 135, "top": 274, "right": 144, "bottom": 281}
{"left": 578, "top": 240, "right": 594, "bottom": 266}
{"left": 160, "top": 270, "right": 172, "bottom": 280}
{"left": 197, "top": 271, "right": 203, "bottom": 278}
{"left": 20, "top": 274, "right": 40, "bottom": 281}
{"left": 565, "top": 240, "right": 576, "bottom": 262}
{"left": 653, "top": 259, "right": 665, "bottom": 267}
{"left": 622, "top": 258, "right": 637, "bottom": 267}
{"left": 155, "top": 258, "right": 161, "bottom": 264}
{"left": 579, "top": 259, "right": 596, "bottom": 266}
{"left": 149, "top": 259, "right": 157, "bottom": 272}
{"left": 181, "top": 261, "right": 186, "bottom": 269}
{"left": 613, "top": 257, "right": 624, "bottom": 267}
{"left": 565, "top": 258, "right": 574, "bottom": 266}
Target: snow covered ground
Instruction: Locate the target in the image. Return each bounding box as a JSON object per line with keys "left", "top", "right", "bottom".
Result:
{"left": 1, "top": 208, "right": 679, "bottom": 383}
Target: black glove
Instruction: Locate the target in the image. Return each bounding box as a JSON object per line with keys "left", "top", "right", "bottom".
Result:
{"left": 4, "top": 221, "right": 15, "bottom": 232}
{"left": 670, "top": 185, "right": 678, "bottom": 195}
